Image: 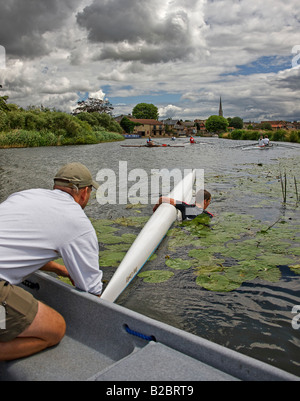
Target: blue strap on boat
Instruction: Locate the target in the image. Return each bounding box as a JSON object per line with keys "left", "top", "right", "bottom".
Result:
{"left": 124, "top": 324, "right": 156, "bottom": 342}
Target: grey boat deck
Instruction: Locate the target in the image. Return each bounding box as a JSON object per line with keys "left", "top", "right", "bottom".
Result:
{"left": 0, "top": 272, "right": 298, "bottom": 381}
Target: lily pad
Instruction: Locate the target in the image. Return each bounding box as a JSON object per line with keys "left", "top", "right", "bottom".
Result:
{"left": 225, "top": 263, "right": 261, "bottom": 283}
{"left": 221, "top": 241, "right": 260, "bottom": 260}
{"left": 257, "top": 267, "right": 281, "bottom": 282}
{"left": 100, "top": 233, "right": 125, "bottom": 245}
{"left": 194, "top": 263, "right": 224, "bottom": 275}
{"left": 165, "top": 258, "right": 193, "bottom": 270}
{"left": 257, "top": 253, "right": 296, "bottom": 266}
{"left": 138, "top": 270, "right": 174, "bottom": 283}
{"left": 99, "top": 250, "right": 126, "bottom": 267}
{"left": 104, "top": 243, "right": 132, "bottom": 251}
{"left": 120, "top": 233, "right": 137, "bottom": 244}
{"left": 196, "top": 273, "right": 241, "bottom": 292}
{"left": 114, "top": 216, "right": 149, "bottom": 227}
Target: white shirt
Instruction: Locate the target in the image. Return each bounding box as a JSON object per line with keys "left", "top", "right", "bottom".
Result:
{"left": 263, "top": 137, "right": 269, "bottom": 145}
{"left": 0, "top": 189, "right": 103, "bottom": 295}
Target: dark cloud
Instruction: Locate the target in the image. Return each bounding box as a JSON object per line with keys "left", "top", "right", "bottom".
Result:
{"left": 77, "top": 0, "right": 196, "bottom": 63}
{"left": 274, "top": 68, "right": 300, "bottom": 91}
{"left": 0, "top": 0, "right": 80, "bottom": 58}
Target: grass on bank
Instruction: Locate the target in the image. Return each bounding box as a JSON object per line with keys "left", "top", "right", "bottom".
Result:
{"left": 0, "top": 105, "right": 125, "bottom": 148}
{"left": 0, "top": 129, "right": 124, "bottom": 148}
{"left": 221, "top": 129, "right": 300, "bottom": 143}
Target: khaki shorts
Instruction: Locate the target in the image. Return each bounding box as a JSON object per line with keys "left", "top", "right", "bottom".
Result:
{"left": 0, "top": 281, "right": 39, "bottom": 342}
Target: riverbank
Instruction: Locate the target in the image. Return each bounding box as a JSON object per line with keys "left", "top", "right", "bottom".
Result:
{"left": 0, "top": 98, "right": 125, "bottom": 148}
{"left": 0, "top": 129, "right": 124, "bottom": 148}
{"left": 220, "top": 129, "right": 300, "bottom": 143}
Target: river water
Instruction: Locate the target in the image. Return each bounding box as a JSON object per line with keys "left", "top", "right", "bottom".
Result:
{"left": 0, "top": 137, "right": 299, "bottom": 376}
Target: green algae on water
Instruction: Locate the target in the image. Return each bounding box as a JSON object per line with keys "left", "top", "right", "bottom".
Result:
{"left": 138, "top": 270, "right": 174, "bottom": 283}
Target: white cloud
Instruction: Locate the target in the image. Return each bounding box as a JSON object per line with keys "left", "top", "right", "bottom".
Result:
{"left": 89, "top": 89, "right": 105, "bottom": 100}
{"left": 0, "top": 0, "right": 299, "bottom": 121}
{"left": 159, "top": 105, "right": 183, "bottom": 119}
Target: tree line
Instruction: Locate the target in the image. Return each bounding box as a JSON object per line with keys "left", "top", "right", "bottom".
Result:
{"left": 0, "top": 96, "right": 124, "bottom": 148}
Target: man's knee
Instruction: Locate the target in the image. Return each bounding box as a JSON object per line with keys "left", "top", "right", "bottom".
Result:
{"left": 47, "top": 310, "right": 66, "bottom": 346}
{"left": 20, "top": 301, "right": 66, "bottom": 346}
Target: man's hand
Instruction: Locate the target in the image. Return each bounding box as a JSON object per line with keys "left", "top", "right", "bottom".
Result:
{"left": 153, "top": 196, "right": 175, "bottom": 212}
{"left": 41, "top": 261, "right": 75, "bottom": 286}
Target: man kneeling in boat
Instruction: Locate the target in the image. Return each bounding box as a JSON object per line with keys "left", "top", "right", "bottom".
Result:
{"left": 153, "top": 189, "right": 213, "bottom": 221}
{"left": 0, "top": 163, "right": 103, "bottom": 361}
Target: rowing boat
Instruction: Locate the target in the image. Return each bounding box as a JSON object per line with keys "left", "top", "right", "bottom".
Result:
{"left": 121, "top": 144, "right": 185, "bottom": 148}
{"left": 0, "top": 270, "right": 297, "bottom": 381}
{"left": 101, "top": 170, "right": 196, "bottom": 303}
{"left": 242, "top": 144, "right": 274, "bottom": 151}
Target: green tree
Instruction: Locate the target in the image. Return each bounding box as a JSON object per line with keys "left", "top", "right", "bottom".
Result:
{"left": 0, "top": 96, "right": 9, "bottom": 111}
{"left": 205, "top": 115, "right": 228, "bottom": 133}
{"left": 132, "top": 103, "right": 159, "bottom": 120}
{"left": 259, "top": 122, "right": 272, "bottom": 131}
{"left": 120, "top": 117, "right": 142, "bottom": 133}
{"left": 230, "top": 117, "right": 244, "bottom": 129}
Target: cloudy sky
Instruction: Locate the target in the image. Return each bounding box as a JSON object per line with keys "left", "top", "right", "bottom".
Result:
{"left": 0, "top": 0, "right": 299, "bottom": 122}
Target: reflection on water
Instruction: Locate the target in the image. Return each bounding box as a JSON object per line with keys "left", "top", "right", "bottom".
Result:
{"left": 0, "top": 138, "right": 299, "bottom": 376}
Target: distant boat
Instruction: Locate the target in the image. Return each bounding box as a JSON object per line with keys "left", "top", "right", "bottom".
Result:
{"left": 123, "top": 134, "right": 141, "bottom": 139}
{"left": 242, "top": 144, "right": 274, "bottom": 151}
{"left": 121, "top": 144, "right": 185, "bottom": 148}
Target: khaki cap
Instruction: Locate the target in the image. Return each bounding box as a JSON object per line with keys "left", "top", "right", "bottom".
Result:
{"left": 54, "top": 162, "right": 99, "bottom": 190}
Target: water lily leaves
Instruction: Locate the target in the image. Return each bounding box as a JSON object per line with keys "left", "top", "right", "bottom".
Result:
{"left": 167, "top": 229, "right": 194, "bottom": 251}
{"left": 220, "top": 241, "right": 259, "bottom": 260}
{"left": 104, "top": 243, "right": 133, "bottom": 251}
{"left": 138, "top": 270, "right": 174, "bottom": 283}
{"left": 91, "top": 220, "right": 119, "bottom": 242}
{"left": 100, "top": 233, "right": 125, "bottom": 244}
{"left": 194, "top": 263, "right": 223, "bottom": 275}
{"left": 167, "top": 208, "right": 299, "bottom": 292}
{"left": 196, "top": 273, "right": 241, "bottom": 292}
{"left": 225, "top": 263, "right": 260, "bottom": 283}
{"left": 257, "top": 267, "right": 281, "bottom": 282}
{"left": 90, "top": 200, "right": 299, "bottom": 293}
{"left": 114, "top": 216, "right": 149, "bottom": 227}
{"left": 290, "top": 247, "right": 300, "bottom": 256}
{"left": 120, "top": 233, "right": 137, "bottom": 244}
{"left": 165, "top": 258, "right": 193, "bottom": 270}
{"left": 99, "top": 250, "right": 126, "bottom": 267}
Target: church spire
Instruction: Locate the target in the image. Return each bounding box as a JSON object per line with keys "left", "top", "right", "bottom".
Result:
{"left": 219, "top": 97, "right": 223, "bottom": 117}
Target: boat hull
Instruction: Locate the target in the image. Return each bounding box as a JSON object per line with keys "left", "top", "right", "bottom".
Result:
{"left": 0, "top": 271, "right": 297, "bottom": 381}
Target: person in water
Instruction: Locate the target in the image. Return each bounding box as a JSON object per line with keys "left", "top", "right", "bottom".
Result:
{"left": 153, "top": 189, "right": 213, "bottom": 221}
